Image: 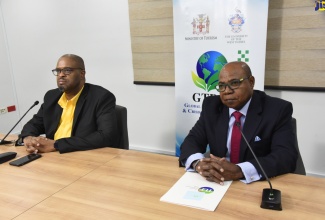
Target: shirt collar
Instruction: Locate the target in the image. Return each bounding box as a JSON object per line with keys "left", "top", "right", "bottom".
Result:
{"left": 229, "top": 98, "right": 252, "bottom": 118}
{"left": 58, "top": 86, "right": 84, "bottom": 108}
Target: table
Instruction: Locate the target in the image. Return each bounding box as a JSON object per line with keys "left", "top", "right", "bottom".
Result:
{"left": 1, "top": 135, "right": 325, "bottom": 219}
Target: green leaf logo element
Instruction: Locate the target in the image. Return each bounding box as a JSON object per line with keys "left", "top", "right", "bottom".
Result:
{"left": 191, "top": 71, "right": 207, "bottom": 91}
{"left": 207, "top": 72, "right": 219, "bottom": 92}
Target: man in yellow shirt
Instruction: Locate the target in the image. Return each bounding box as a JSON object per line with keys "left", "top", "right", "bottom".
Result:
{"left": 21, "top": 54, "right": 117, "bottom": 153}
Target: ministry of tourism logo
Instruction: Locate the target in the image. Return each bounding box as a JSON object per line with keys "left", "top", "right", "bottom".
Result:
{"left": 228, "top": 8, "right": 245, "bottom": 33}
{"left": 192, "top": 51, "right": 227, "bottom": 92}
{"left": 315, "top": 0, "right": 325, "bottom": 11}
{"left": 191, "top": 14, "right": 210, "bottom": 35}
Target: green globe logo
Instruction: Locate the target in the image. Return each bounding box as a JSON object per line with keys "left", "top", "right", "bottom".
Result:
{"left": 192, "top": 51, "right": 227, "bottom": 92}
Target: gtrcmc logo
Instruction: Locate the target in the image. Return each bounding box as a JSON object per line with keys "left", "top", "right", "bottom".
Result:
{"left": 198, "top": 186, "right": 214, "bottom": 194}
{"left": 315, "top": 0, "right": 325, "bottom": 11}
{"left": 192, "top": 51, "right": 227, "bottom": 92}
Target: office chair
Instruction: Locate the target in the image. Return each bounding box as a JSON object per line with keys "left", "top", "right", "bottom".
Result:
{"left": 292, "top": 117, "right": 306, "bottom": 175}
{"left": 114, "top": 105, "right": 129, "bottom": 150}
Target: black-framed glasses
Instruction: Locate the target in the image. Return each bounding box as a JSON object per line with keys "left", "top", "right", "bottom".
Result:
{"left": 216, "top": 76, "right": 250, "bottom": 92}
{"left": 52, "top": 67, "right": 84, "bottom": 76}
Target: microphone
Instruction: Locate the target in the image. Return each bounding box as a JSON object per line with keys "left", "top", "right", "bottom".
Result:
{"left": 235, "top": 122, "right": 282, "bottom": 211}
{"left": 0, "top": 101, "right": 39, "bottom": 145}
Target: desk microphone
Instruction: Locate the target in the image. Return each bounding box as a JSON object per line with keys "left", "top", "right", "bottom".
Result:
{"left": 236, "top": 122, "right": 282, "bottom": 211}
{"left": 0, "top": 101, "right": 39, "bottom": 145}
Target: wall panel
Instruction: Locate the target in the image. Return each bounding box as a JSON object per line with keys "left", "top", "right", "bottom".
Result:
{"left": 129, "top": 0, "right": 325, "bottom": 90}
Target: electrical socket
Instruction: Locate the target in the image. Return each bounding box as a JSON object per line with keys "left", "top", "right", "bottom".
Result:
{"left": 0, "top": 107, "right": 8, "bottom": 115}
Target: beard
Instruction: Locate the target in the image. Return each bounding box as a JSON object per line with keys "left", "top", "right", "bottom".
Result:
{"left": 58, "top": 86, "right": 65, "bottom": 92}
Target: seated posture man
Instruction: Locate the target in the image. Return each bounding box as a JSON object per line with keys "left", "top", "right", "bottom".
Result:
{"left": 179, "top": 61, "right": 297, "bottom": 184}
{"left": 21, "top": 54, "right": 117, "bottom": 154}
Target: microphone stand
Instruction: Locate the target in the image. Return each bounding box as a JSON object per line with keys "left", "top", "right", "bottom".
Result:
{"left": 237, "top": 123, "right": 282, "bottom": 210}
{"left": 0, "top": 101, "right": 39, "bottom": 145}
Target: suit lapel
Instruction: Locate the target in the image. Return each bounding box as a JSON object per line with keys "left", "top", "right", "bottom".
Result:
{"left": 239, "top": 91, "right": 263, "bottom": 162}
{"left": 47, "top": 104, "right": 62, "bottom": 138}
{"left": 72, "top": 84, "right": 89, "bottom": 132}
{"left": 215, "top": 104, "right": 229, "bottom": 157}
{"left": 47, "top": 91, "right": 64, "bottom": 138}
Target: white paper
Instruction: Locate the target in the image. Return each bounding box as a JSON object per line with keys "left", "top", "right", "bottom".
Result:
{"left": 160, "top": 172, "right": 232, "bottom": 211}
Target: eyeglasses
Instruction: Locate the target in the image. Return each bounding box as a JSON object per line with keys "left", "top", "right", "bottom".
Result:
{"left": 216, "top": 76, "right": 250, "bottom": 92}
{"left": 52, "top": 68, "right": 84, "bottom": 76}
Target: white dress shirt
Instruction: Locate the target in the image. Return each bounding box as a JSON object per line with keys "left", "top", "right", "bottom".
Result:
{"left": 185, "top": 98, "right": 261, "bottom": 183}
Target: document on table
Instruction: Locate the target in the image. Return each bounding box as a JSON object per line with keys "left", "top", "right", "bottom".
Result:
{"left": 160, "top": 172, "right": 232, "bottom": 211}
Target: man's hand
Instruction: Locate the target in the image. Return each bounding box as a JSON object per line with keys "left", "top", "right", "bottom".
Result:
{"left": 24, "top": 136, "right": 56, "bottom": 153}
{"left": 24, "top": 136, "right": 40, "bottom": 153}
{"left": 196, "top": 154, "right": 244, "bottom": 185}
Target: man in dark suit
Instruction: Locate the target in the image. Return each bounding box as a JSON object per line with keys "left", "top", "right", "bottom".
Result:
{"left": 21, "top": 54, "right": 117, "bottom": 154}
{"left": 179, "top": 61, "right": 297, "bottom": 184}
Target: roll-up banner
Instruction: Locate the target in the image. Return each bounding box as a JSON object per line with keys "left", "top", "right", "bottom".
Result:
{"left": 174, "top": 0, "right": 269, "bottom": 156}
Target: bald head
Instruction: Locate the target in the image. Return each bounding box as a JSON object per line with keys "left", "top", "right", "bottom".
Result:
{"left": 59, "top": 54, "right": 85, "bottom": 70}
{"left": 221, "top": 61, "right": 252, "bottom": 78}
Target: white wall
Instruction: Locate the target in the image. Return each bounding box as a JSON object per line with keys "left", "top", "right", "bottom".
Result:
{"left": 0, "top": 0, "right": 176, "bottom": 155}
{"left": 266, "top": 90, "right": 325, "bottom": 177}
{"left": 0, "top": 2, "right": 19, "bottom": 133}
{"left": 0, "top": 0, "right": 324, "bottom": 177}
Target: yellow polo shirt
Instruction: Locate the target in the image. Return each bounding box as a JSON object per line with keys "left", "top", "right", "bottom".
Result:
{"left": 54, "top": 86, "right": 84, "bottom": 140}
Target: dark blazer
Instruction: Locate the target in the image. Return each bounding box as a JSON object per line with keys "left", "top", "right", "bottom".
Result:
{"left": 20, "top": 83, "right": 117, "bottom": 153}
{"left": 179, "top": 90, "right": 298, "bottom": 179}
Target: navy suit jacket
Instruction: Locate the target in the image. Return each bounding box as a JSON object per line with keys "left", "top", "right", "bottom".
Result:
{"left": 179, "top": 90, "right": 298, "bottom": 179}
{"left": 20, "top": 83, "right": 117, "bottom": 153}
